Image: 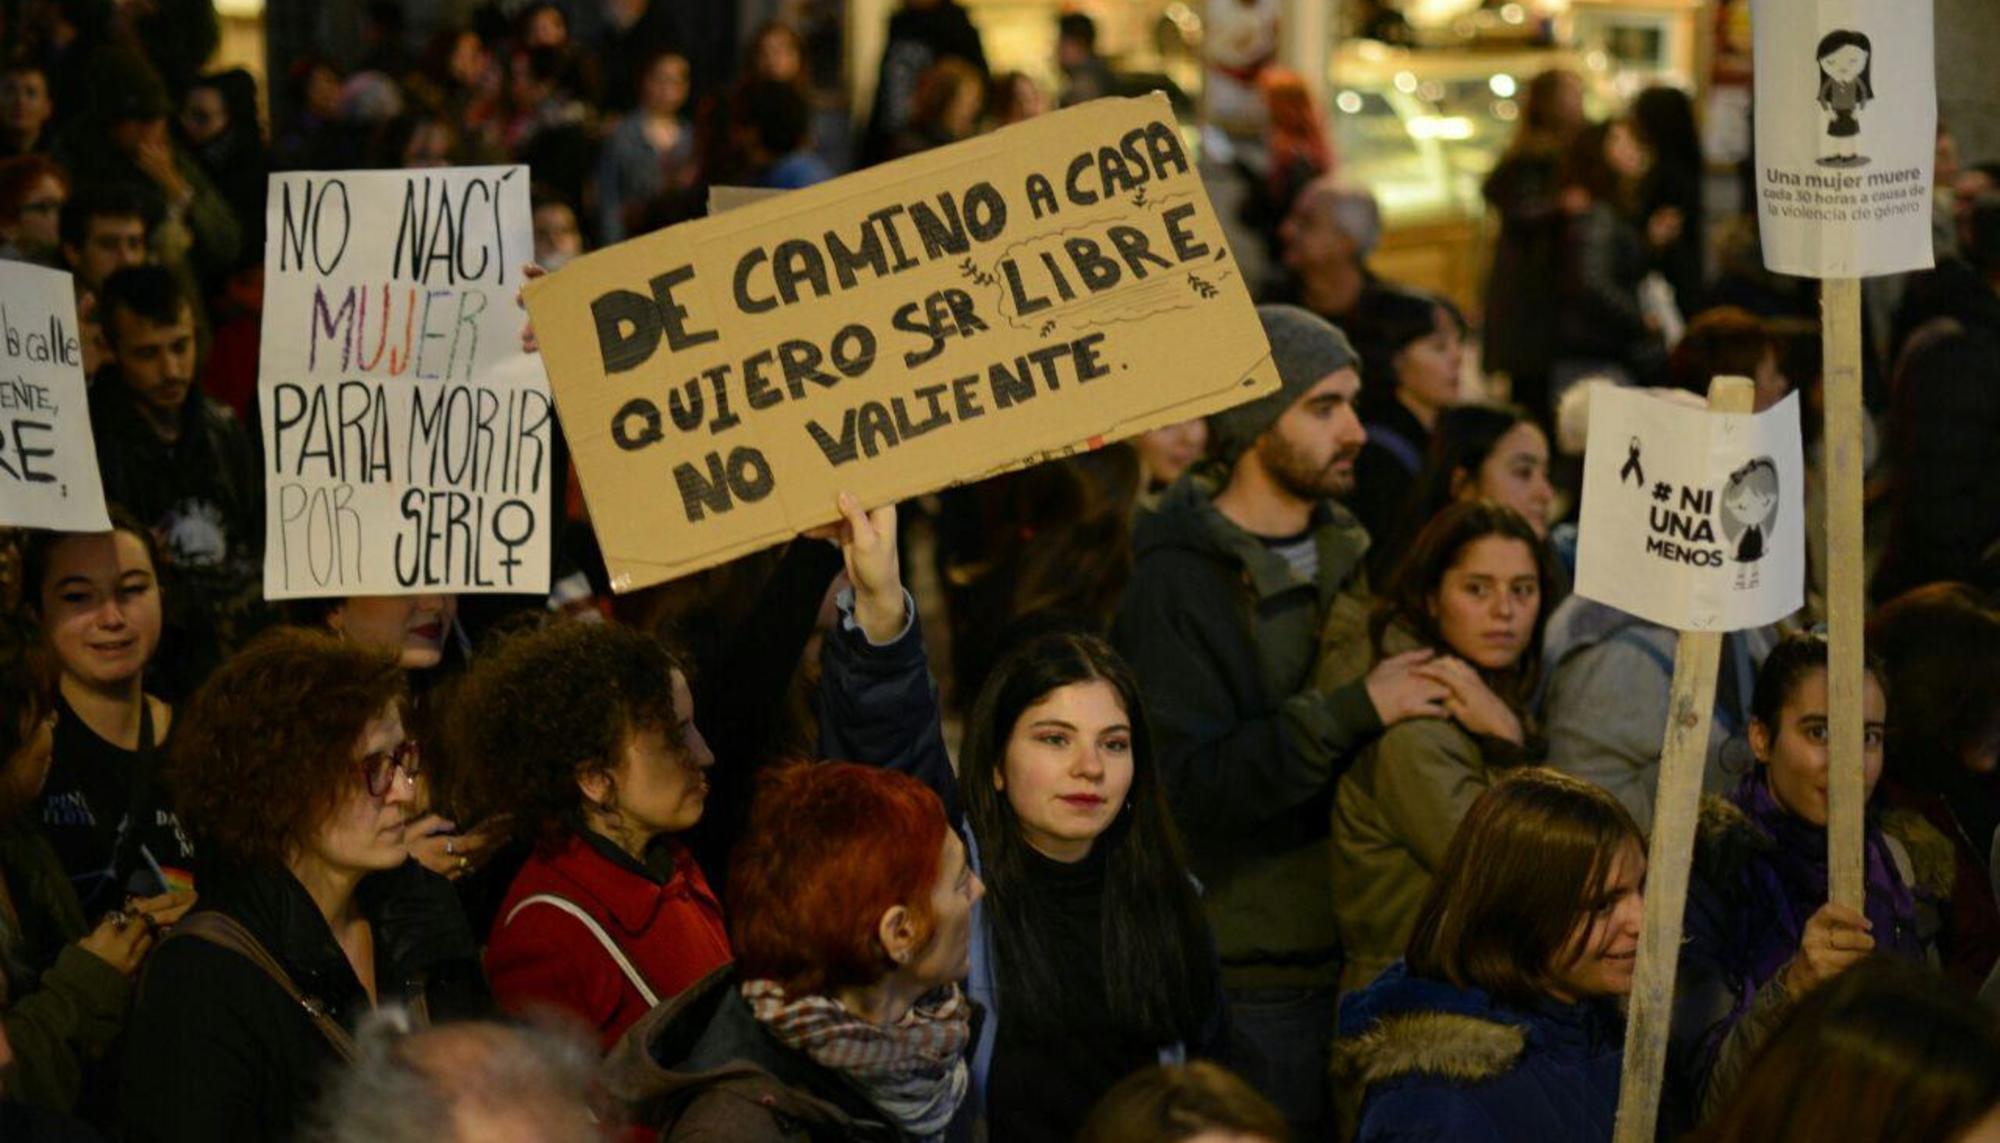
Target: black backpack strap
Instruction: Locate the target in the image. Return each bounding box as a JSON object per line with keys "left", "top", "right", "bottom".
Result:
{"left": 109, "top": 699, "right": 160, "bottom": 896}
{"left": 156, "top": 912, "right": 362, "bottom": 1062}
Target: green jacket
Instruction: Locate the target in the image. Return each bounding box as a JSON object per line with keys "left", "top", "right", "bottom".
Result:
{"left": 1330, "top": 625, "right": 1531, "bottom": 994}
{"left": 1113, "top": 468, "right": 1383, "bottom": 988}
{"left": 0, "top": 821, "right": 131, "bottom": 1112}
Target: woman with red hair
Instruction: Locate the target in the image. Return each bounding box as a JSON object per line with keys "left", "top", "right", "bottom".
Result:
{"left": 1259, "top": 68, "right": 1334, "bottom": 215}
{"left": 607, "top": 761, "right": 982, "bottom": 1140}
{"left": 458, "top": 493, "right": 955, "bottom": 1051}
{"left": 791, "top": 496, "right": 1224, "bottom": 1139}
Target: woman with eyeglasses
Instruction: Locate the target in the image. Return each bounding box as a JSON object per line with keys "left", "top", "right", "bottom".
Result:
{"left": 0, "top": 154, "right": 67, "bottom": 266}
{"left": 291, "top": 593, "right": 504, "bottom": 886}
{"left": 120, "top": 627, "right": 489, "bottom": 1143}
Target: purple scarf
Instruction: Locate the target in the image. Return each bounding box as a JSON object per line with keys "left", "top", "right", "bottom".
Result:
{"left": 1731, "top": 774, "right": 1923, "bottom": 989}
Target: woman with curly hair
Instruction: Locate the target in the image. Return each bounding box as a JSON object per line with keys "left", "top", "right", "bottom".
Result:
{"left": 121, "top": 628, "right": 487, "bottom": 1143}
{"left": 459, "top": 619, "right": 724, "bottom": 1051}
{"left": 466, "top": 494, "right": 953, "bottom": 1051}
{"left": 290, "top": 592, "right": 498, "bottom": 886}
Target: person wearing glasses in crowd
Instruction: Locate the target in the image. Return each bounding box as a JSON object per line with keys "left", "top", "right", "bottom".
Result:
{"left": 293, "top": 594, "right": 506, "bottom": 886}
{"left": 120, "top": 628, "right": 488, "bottom": 1143}
{"left": 0, "top": 154, "right": 67, "bottom": 265}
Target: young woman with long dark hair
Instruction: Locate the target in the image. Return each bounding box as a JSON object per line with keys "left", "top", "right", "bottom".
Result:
{"left": 1330, "top": 501, "right": 1558, "bottom": 991}
{"left": 817, "top": 497, "right": 1225, "bottom": 1139}
{"left": 960, "top": 632, "right": 1225, "bottom": 1139}
{"left": 1673, "top": 632, "right": 1951, "bottom": 1118}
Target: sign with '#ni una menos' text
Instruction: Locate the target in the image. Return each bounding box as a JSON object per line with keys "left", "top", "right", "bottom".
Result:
{"left": 1576, "top": 387, "right": 1805, "bottom": 632}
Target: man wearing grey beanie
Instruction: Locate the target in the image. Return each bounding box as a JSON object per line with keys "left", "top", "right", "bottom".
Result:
{"left": 1112, "top": 304, "right": 1449, "bottom": 1134}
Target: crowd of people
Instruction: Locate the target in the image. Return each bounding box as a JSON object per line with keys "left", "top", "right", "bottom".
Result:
{"left": 1, "top": 1, "right": 1998, "bottom": 1141}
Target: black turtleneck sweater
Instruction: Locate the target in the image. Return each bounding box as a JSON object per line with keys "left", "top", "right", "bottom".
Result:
{"left": 987, "top": 843, "right": 1161, "bottom": 1141}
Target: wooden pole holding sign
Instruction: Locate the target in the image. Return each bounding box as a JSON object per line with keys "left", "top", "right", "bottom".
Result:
{"left": 1613, "top": 374, "right": 1757, "bottom": 1143}
{"left": 1821, "top": 277, "right": 1867, "bottom": 909}
{"left": 1744, "top": 0, "right": 1936, "bottom": 912}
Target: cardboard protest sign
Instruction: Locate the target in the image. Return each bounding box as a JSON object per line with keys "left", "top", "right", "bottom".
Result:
{"left": 708, "top": 186, "right": 784, "bottom": 215}
{"left": 1576, "top": 387, "right": 1805, "bottom": 632}
{"left": 259, "top": 166, "right": 553, "bottom": 599}
{"left": 528, "top": 93, "right": 1276, "bottom": 592}
{"left": 1752, "top": 0, "right": 1936, "bottom": 277}
{"left": 0, "top": 264, "right": 108, "bottom": 531}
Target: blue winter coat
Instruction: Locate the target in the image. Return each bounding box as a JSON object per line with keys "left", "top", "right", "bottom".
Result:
{"left": 1335, "top": 962, "right": 1624, "bottom": 1142}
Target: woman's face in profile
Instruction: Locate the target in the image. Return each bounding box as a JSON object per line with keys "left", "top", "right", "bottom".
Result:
{"left": 902, "top": 829, "right": 983, "bottom": 988}
{"left": 1547, "top": 839, "right": 1645, "bottom": 1001}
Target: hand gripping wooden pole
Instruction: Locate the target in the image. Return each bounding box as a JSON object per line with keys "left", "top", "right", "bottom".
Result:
{"left": 1613, "top": 374, "right": 1756, "bottom": 1143}
{"left": 1821, "top": 277, "right": 1867, "bottom": 910}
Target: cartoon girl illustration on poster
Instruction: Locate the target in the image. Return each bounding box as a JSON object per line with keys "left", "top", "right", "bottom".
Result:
{"left": 1720, "top": 458, "right": 1780, "bottom": 575}
{"left": 1816, "top": 29, "right": 1873, "bottom": 168}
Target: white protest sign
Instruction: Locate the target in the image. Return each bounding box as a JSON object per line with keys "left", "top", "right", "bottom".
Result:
{"left": 1576, "top": 387, "right": 1804, "bottom": 632}
{"left": 1752, "top": 0, "right": 1936, "bottom": 278}
{"left": 259, "top": 166, "right": 553, "bottom": 599}
{"left": 0, "top": 264, "right": 109, "bottom": 531}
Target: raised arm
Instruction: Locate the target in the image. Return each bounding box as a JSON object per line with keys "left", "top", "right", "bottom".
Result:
{"left": 815, "top": 495, "right": 960, "bottom": 819}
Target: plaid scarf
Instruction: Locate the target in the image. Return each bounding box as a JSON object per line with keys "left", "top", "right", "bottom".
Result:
{"left": 742, "top": 978, "right": 972, "bottom": 1140}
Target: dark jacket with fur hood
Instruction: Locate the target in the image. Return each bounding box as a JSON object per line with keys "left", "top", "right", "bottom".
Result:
{"left": 1334, "top": 961, "right": 1624, "bottom": 1142}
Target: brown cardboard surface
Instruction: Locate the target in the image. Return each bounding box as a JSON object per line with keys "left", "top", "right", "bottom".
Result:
{"left": 526, "top": 93, "right": 1276, "bottom": 592}
{"left": 707, "top": 185, "right": 785, "bottom": 215}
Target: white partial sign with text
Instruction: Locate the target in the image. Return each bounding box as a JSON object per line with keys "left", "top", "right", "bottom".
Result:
{"left": 1576, "top": 387, "right": 1805, "bottom": 632}
{"left": 1752, "top": 0, "right": 1936, "bottom": 278}
{"left": 0, "top": 264, "right": 109, "bottom": 531}
{"left": 258, "top": 166, "right": 553, "bottom": 599}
